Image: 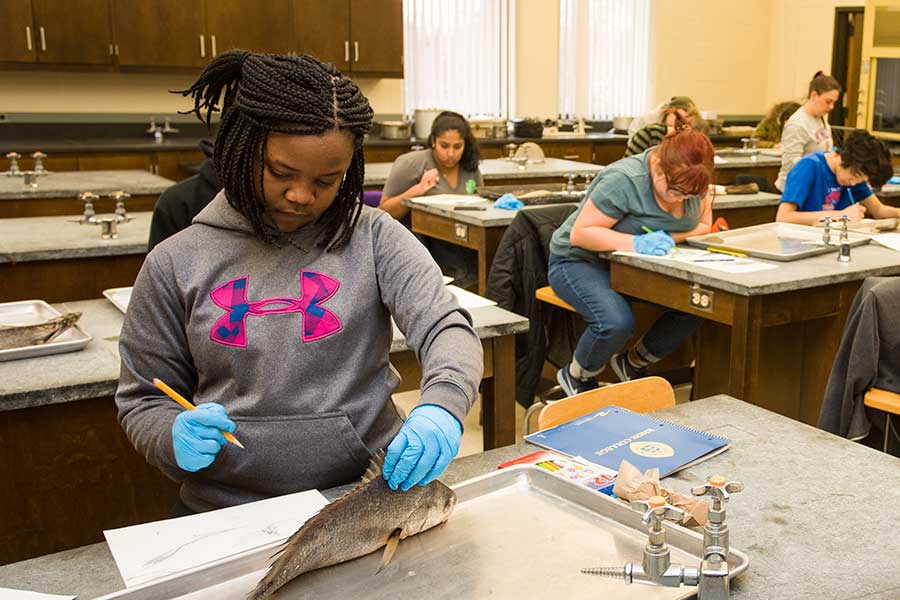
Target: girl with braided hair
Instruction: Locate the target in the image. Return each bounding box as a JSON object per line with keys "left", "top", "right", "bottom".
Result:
{"left": 116, "top": 51, "right": 483, "bottom": 514}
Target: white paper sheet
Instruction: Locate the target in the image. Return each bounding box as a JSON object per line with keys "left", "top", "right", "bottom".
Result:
{"left": 0, "top": 590, "right": 75, "bottom": 600}
{"left": 409, "top": 194, "right": 486, "bottom": 207}
{"left": 873, "top": 233, "right": 900, "bottom": 253}
{"left": 104, "top": 489, "right": 329, "bottom": 588}
{"left": 442, "top": 275, "right": 454, "bottom": 285}
{"left": 713, "top": 155, "right": 727, "bottom": 164}
{"left": 446, "top": 285, "right": 498, "bottom": 309}
{"left": 613, "top": 248, "right": 779, "bottom": 273}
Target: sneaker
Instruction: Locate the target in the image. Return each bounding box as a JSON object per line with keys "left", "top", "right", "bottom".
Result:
{"left": 610, "top": 352, "right": 646, "bottom": 382}
{"left": 557, "top": 365, "right": 600, "bottom": 397}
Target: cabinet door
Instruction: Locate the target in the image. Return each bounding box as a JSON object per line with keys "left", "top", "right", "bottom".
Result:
{"left": 206, "top": 0, "right": 293, "bottom": 57}
{"left": 350, "top": 0, "right": 402, "bottom": 76}
{"left": 113, "top": 0, "right": 207, "bottom": 68}
{"left": 294, "top": 0, "right": 350, "bottom": 72}
{"left": 32, "top": 0, "right": 113, "bottom": 65}
{"left": 0, "top": 0, "right": 37, "bottom": 63}
{"left": 543, "top": 142, "right": 593, "bottom": 164}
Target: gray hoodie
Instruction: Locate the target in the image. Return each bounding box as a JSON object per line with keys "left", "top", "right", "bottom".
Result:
{"left": 116, "top": 192, "right": 483, "bottom": 511}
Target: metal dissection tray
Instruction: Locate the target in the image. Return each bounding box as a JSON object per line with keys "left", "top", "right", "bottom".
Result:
{"left": 0, "top": 300, "right": 92, "bottom": 361}
{"left": 476, "top": 183, "right": 585, "bottom": 206}
{"left": 94, "top": 466, "right": 749, "bottom": 599}
{"left": 103, "top": 286, "right": 133, "bottom": 314}
{"left": 687, "top": 222, "right": 871, "bottom": 261}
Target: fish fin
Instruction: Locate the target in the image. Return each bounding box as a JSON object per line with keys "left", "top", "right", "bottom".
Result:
{"left": 376, "top": 528, "right": 402, "bottom": 574}
{"left": 358, "top": 449, "right": 387, "bottom": 487}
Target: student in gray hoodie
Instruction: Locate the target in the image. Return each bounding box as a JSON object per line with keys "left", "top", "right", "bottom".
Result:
{"left": 115, "top": 50, "right": 483, "bottom": 513}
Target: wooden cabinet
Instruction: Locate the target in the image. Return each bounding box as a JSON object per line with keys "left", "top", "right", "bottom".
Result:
{"left": 206, "top": 0, "right": 294, "bottom": 56}
{"left": 294, "top": 0, "right": 402, "bottom": 76}
{"left": 592, "top": 141, "right": 627, "bottom": 166}
{"left": 113, "top": 0, "right": 207, "bottom": 68}
{"left": 542, "top": 142, "right": 592, "bottom": 164}
{"left": 0, "top": 0, "right": 36, "bottom": 63}
{"left": 156, "top": 149, "right": 204, "bottom": 181}
{"left": 77, "top": 152, "right": 153, "bottom": 171}
{"left": 32, "top": 0, "right": 114, "bottom": 65}
{"left": 350, "top": 0, "right": 402, "bottom": 75}
{"left": 294, "top": 0, "right": 350, "bottom": 72}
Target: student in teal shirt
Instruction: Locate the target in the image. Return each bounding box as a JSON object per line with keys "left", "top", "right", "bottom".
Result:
{"left": 777, "top": 129, "right": 898, "bottom": 226}
{"left": 548, "top": 130, "right": 715, "bottom": 395}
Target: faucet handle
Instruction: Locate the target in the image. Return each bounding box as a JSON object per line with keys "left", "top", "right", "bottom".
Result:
{"left": 78, "top": 191, "right": 99, "bottom": 203}
{"left": 146, "top": 117, "right": 158, "bottom": 133}
{"left": 6, "top": 152, "right": 21, "bottom": 174}
{"left": 109, "top": 190, "right": 131, "bottom": 201}
{"left": 631, "top": 496, "right": 685, "bottom": 529}
{"left": 110, "top": 190, "right": 130, "bottom": 219}
{"left": 740, "top": 137, "right": 750, "bottom": 150}
{"left": 691, "top": 475, "right": 744, "bottom": 508}
{"left": 32, "top": 151, "right": 47, "bottom": 174}
{"left": 78, "top": 191, "right": 98, "bottom": 221}
{"left": 162, "top": 117, "right": 180, "bottom": 133}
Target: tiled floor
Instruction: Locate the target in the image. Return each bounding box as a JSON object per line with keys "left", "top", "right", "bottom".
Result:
{"left": 392, "top": 381, "right": 692, "bottom": 458}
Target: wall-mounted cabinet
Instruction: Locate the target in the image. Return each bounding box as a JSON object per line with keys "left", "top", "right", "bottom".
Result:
{"left": 0, "top": 0, "right": 114, "bottom": 66}
{"left": 289, "top": 0, "right": 404, "bottom": 76}
{"left": 2, "top": 0, "right": 403, "bottom": 76}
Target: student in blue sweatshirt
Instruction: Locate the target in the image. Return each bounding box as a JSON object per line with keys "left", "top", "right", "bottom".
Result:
{"left": 777, "top": 129, "right": 898, "bottom": 226}
{"left": 115, "top": 51, "right": 483, "bottom": 513}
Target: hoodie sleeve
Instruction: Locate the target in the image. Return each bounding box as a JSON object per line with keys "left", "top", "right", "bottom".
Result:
{"left": 371, "top": 213, "right": 483, "bottom": 427}
{"left": 115, "top": 247, "right": 197, "bottom": 483}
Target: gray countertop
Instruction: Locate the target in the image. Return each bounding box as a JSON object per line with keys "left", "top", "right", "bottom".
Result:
{"left": 0, "top": 298, "right": 528, "bottom": 412}
{"left": 364, "top": 157, "right": 602, "bottom": 187}
{"left": 0, "top": 212, "right": 151, "bottom": 263}
{"left": 0, "top": 170, "right": 174, "bottom": 200}
{"left": 713, "top": 153, "right": 781, "bottom": 169}
{"left": 404, "top": 191, "right": 783, "bottom": 228}
{"left": 610, "top": 242, "right": 900, "bottom": 296}
{"left": 3, "top": 396, "right": 900, "bottom": 599}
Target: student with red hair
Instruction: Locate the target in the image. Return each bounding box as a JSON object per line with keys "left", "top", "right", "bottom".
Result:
{"left": 548, "top": 130, "right": 715, "bottom": 395}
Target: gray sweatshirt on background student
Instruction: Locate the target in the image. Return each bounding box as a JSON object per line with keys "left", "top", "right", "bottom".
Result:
{"left": 116, "top": 192, "right": 483, "bottom": 511}
{"left": 775, "top": 108, "right": 833, "bottom": 191}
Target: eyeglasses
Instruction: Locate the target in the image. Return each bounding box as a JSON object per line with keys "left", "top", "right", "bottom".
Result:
{"left": 665, "top": 184, "right": 702, "bottom": 202}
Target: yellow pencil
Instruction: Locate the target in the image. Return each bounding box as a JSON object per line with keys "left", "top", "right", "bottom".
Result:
{"left": 153, "top": 378, "right": 244, "bottom": 449}
{"left": 707, "top": 247, "right": 747, "bottom": 258}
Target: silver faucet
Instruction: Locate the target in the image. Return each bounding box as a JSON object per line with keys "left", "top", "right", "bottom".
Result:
{"left": 147, "top": 117, "right": 164, "bottom": 144}
{"left": 838, "top": 214, "right": 851, "bottom": 262}
{"left": 161, "top": 118, "right": 180, "bottom": 134}
{"left": 109, "top": 190, "right": 131, "bottom": 222}
{"left": 566, "top": 173, "right": 577, "bottom": 193}
{"left": 584, "top": 477, "right": 744, "bottom": 600}
{"left": 583, "top": 497, "right": 700, "bottom": 588}
{"left": 820, "top": 216, "right": 833, "bottom": 245}
{"left": 32, "top": 151, "right": 48, "bottom": 175}
{"left": 78, "top": 191, "right": 99, "bottom": 224}
{"left": 505, "top": 143, "right": 518, "bottom": 160}
{"left": 5, "top": 152, "right": 22, "bottom": 176}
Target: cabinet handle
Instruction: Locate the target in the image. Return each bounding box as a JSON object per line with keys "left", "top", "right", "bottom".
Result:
{"left": 109, "top": 43, "right": 114, "bottom": 55}
{"left": 39, "top": 26, "right": 46, "bottom": 52}
{"left": 344, "top": 41, "right": 349, "bottom": 62}
{"left": 25, "top": 26, "right": 32, "bottom": 51}
{"left": 563, "top": 154, "right": 580, "bottom": 159}
{"left": 354, "top": 41, "right": 359, "bottom": 62}
{"left": 199, "top": 34, "right": 206, "bottom": 58}
{"left": 211, "top": 34, "right": 217, "bottom": 57}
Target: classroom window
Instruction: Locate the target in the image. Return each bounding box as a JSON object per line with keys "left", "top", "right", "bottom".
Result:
{"left": 403, "top": 0, "right": 513, "bottom": 118}
{"left": 558, "top": 0, "right": 651, "bottom": 120}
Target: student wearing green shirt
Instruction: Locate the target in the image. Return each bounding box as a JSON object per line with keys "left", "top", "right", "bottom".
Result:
{"left": 549, "top": 130, "right": 715, "bottom": 395}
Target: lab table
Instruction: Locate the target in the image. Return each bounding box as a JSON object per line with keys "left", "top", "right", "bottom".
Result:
{"left": 403, "top": 191, "right": 782, "bottom": 296}
{"left": 0, "top": 212, "right": 150, "bottom": 303}
{"left": 0, "top": 170, "right": 174, "bottom": 218}
{"left": 607, "top": 243, "right": 900, "bottom": 426}
{"left": 711, "top": 153, "right": 782, "bottom": 188}
{"left": 4, "top": 396, "right": 900, "bottom": 599}
{"left": 363, "top": 157, "right": 602, "bottom": 190}
{"left": 0, "top": 298, "right": 528, "bottom": 565}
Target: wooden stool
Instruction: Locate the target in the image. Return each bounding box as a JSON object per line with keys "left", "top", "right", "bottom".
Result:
{"left": 864, "top": 388, "right": 900, "bottom": 452}
{"left": 535, "top": 285, "right": 574, "bottom": 312}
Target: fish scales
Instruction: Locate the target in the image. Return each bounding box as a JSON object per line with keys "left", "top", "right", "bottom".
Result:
{"left": 248, "top": 450, "right": 456, "bottom": 599}
{"left": 0, "top": 312, "right": 81, "bottom": 350}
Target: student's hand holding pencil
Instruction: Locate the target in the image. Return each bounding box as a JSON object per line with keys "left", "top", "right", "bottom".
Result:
{"left": 154, "top": 378, "right": 242, "bottom": 472}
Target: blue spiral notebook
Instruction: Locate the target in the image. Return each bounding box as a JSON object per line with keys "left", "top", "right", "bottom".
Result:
{"left": 524, "top": 406, "right": 730, "bottom": 477}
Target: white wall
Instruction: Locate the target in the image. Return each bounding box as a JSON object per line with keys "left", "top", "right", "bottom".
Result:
{"left": 0, "top": 1, "right": 868, "bottom": 118}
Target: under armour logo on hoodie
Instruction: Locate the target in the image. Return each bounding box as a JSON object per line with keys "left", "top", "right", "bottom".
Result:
{"left": 209, "top": 271, "right": 342, "bottom": 347}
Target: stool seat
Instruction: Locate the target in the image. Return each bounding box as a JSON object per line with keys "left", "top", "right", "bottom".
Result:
{"left": 535, "top": 286, "right": 574, "bottom": 312}
{"left": 864, "top": 387, "right": 900, "bottom": 452}
{"left": 864, "top": 388, "right": 900, "bottom": 414}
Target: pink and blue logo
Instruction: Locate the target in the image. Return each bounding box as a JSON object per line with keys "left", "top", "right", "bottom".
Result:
{"left": 209, "top": 271, "right": 342, "bottom": 348}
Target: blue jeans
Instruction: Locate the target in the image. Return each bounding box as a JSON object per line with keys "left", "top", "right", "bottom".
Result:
{"left": 548, "top": 253, "right": 702, "bottom": 372}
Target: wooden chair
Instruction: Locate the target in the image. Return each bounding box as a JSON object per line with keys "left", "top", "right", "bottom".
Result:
{"left": 536, "top": 376, "right": 676, "bottom": 431}
{"left": 864, "top": 388, "right": 900, "bottom": 452}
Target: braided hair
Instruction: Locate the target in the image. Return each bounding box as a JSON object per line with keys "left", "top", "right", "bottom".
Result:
{"left": 178, "top": 50, "right": 373, "bottom": 251}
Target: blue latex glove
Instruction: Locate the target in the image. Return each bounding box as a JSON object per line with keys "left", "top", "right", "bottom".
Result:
{"left": 633, "top": 230, "right": 675, "bottom": 256}
{"left": 382, "top": 404, "right": 462, "bottom": 491}
{"left": 493, "top": 193, "right": 524, "bottom": 210}
{"left": 172, "top": 403, "right": 236, "bottom": 472}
